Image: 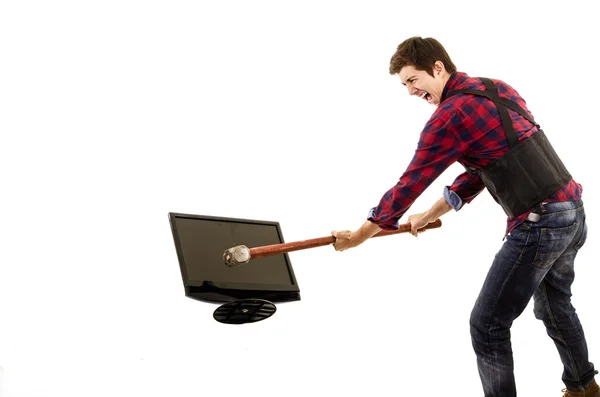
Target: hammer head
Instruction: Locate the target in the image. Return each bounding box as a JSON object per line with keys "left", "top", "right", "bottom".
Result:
{"left": 223, "top": 245, "right": 251, "bottom": 267}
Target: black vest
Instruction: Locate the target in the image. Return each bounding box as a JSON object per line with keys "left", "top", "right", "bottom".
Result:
{"left": 445, "top": 78, "right": 572, "bottom": 218}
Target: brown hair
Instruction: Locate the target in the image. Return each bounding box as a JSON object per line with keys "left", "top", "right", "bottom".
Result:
{"left": 389, "top": 36, "right": 457, "bottom": 76}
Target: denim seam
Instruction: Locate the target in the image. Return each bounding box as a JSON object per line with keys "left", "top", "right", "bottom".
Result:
{"left": 537, "top": 206, "right": 583, "bottom": 220}
{"left": 540, "top": 280, "right": 583, "bottom": 391}
{"left": 484, "top": 227, "right": 531, "bottom": 355}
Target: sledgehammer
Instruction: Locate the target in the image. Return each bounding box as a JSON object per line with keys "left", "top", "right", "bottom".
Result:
{"left": 223, "top": 219, "right": 442, "bottom": 267}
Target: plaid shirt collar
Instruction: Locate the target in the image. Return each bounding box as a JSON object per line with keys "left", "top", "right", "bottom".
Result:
{"left": 440, "top": 71, "right": 465, "bottom": 103}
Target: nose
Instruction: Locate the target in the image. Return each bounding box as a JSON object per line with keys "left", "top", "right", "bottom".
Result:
{"left": 409, "top": 86, "right": 419, "bottom": 96}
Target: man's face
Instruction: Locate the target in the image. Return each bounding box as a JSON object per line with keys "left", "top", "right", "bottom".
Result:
{"left": 399, "top": 63, "right": 445, "bottom": 106}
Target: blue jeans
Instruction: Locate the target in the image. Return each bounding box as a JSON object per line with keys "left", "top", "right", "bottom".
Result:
{"left": 470, "top": 200, "right": 595, "bottom": 396}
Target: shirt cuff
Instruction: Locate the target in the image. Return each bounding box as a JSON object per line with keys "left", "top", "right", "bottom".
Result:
{"left": 366, "top": 207, "right": 400, "bottom": 230}
{"left": 443, "top": 186, "right": 464, "bottom": 211}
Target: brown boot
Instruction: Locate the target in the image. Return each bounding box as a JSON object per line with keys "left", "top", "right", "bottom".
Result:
{"left": 562, "top": 371, "right": 600, "bottom": 397}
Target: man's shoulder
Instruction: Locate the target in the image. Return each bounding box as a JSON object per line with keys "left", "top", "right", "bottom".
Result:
{"left": 457, "top": 73, "right": 522, "bottom": 100}
{"left": 445, "top": 73, "right": 525, "bottom": 109}
{"left": 451, "top": 72, "right": 516, "bottom": 91}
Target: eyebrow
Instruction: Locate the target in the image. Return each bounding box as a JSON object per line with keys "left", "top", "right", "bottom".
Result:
{"left": 402, "top": 75, "right": 416, "bottom": 86}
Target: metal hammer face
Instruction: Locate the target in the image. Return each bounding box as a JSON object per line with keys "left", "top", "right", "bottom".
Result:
{"left": 223, "top": 245, "right": 251, "bottom": 267}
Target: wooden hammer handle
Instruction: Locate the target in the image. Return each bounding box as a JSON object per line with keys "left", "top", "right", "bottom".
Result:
{"left": 249, "top": 219, "right": 442, "bottom": 259}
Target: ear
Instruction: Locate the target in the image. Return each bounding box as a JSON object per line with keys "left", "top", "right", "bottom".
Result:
{"left": 433, "top": 61, "right": 445, "bottom": 76}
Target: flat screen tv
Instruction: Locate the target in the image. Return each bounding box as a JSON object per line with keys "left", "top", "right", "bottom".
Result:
{"left": 168, "top": 212, "right": 301, "bottom": 303}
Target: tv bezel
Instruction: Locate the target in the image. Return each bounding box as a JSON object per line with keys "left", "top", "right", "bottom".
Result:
{"left": 168, "top": 212, "right": 301, "bottom": 304}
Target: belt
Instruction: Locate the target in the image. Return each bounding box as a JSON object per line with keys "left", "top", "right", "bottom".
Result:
{"left": 526, "top": 202, "right": 548, "bottom": 222}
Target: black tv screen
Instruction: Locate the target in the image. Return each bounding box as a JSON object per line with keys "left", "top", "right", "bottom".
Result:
{"left": 168, "top": 212, "right": 301, "bottom": 303}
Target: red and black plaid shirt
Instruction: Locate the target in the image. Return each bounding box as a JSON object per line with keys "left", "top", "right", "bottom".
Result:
{"left": 367, "top": 71, "right": 582, "bottom": 237}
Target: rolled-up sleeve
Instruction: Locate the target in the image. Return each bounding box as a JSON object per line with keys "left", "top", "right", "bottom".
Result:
{"left": 443, "top": 171, "right": 485, "bottom": 211}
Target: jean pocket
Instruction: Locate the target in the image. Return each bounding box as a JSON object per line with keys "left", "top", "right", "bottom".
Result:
{"left": 532, "top": 221, "right": 580, "bottom": 269}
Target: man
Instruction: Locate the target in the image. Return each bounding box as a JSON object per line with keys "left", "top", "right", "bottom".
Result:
{"left": 331, "top": 36, "right": 597, "bottom": 397}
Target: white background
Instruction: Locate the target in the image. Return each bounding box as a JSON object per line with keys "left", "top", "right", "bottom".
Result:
{"left": 1, "top": 1, "right": 598, "bottom": 396}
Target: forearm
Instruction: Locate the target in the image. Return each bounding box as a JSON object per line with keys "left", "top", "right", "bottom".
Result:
{"left": 351, "top": 198, "right": 449, "bottom": 248}
{"left": 355, "top": 220, "right": 381, "bottom": 244}
{"left": 425, "top": 196, "right": 453, "bottom": 221}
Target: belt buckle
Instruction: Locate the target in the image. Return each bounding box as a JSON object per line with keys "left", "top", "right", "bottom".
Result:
{"left": 527, "top": 201, "right": 548, "bottom": 222}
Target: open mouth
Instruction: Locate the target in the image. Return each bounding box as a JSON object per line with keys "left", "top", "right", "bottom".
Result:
{"left": 419, "top": 91, "right": 433, "bottom": 103}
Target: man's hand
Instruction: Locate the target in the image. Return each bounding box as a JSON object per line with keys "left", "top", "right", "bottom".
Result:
{"left": 407, "top": 197, "right": 453, "bottom": 236}
{"left": 406, "top": 211, "right": 436, "bottom": 237}
{"left": 332, "top": 220, "right": 381, "bottom": 251}
{"left": 331, "top": 230, "right": 359, "bottom": 251}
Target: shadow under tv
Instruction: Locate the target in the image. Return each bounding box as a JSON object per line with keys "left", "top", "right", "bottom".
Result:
{"left": 168, "top": 212, "right": 301, "bottom": 304}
